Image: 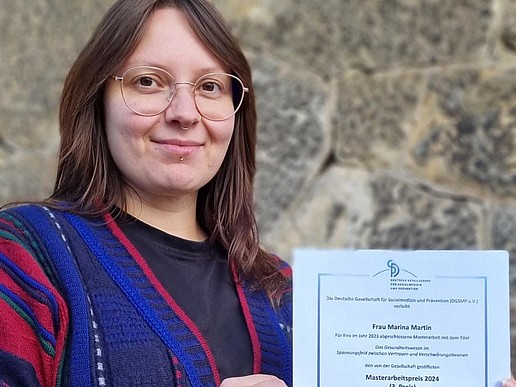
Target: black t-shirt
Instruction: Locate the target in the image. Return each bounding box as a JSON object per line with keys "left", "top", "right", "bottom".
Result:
{"left": 116, "top": 216, "right": 253, "bottom": 380}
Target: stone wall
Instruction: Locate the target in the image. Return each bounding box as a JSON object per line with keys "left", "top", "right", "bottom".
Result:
{"left": 2, "top": 0, "right": 516, "bottom": 372}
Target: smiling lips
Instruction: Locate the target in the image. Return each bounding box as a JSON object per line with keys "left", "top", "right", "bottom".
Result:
{"left": 152, "top": 139, "right": 202, "bottom": 157}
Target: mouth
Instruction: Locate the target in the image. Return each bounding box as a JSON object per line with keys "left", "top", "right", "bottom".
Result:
{"left": 151, "top": 139, "right": 202, "bottom": 157}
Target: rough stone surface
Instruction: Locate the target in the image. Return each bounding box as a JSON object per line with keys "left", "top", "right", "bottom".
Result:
{"left": 500, "top": 1, "right": 516, "bottom": 53}
{"left": 333, "top": 70, "right": 424, "bottom": 168}
{"left": 367, "top": 177, "right": 483, "bottom": 249}
{"left": 0, "top": 149, "right": 58, "bottom": 202}
{"left": 413, "top": 67, "right": 516, "bottom": 196}
{"left": 2, "top": 0, "right": 516, "bottom": 372}
{"left": 268, "top": 166, "right": 484, "bottom": 258}
{"left": 0, "top": 0, "right": 112, "bottom": 201}
{"left": 493, "top": 204, "right": 516, "bottom": 362}
{"left": 263, "top": 167, "right": 376, "bottom": 258}
{"left": 214, "top": 0, "right": 492, "bottom": 76}
{"left": 251, "top": 55, "right": 331, "bottom": 234}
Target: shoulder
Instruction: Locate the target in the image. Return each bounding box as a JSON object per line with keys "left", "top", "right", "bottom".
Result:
{"left": 0, "top": 204, "right": 70, "bottom": 385}
{"left": 0, "top": 203, "right": 71, "bottom": 289}
{"left": 0, "top": 203, "right": 107, "bottom": 238}
{"left": 269, "top": 254, "right": 292, "bottom": 285}
{"left": 268, "top": 256, "right": 293, "bottom": 343}
{"left": 0, "top": 204, "right": 77, "bottom": 251}
{"left": 271, "top": 255, "right": 292, "bottom": 310}
{"left": 0, "top": 203, "right": 62, "bottom": 230}
{"left": 0, "top": 203, "right": 93, "bottom": 301}
{"left": 0, "top": 204, "right": 49, "bottom": 249}
{"left": 277, "top": 257, "right": 292, "bottom": 279}
{"left": 0, "top": 202, "right": 45, "bottom": 219}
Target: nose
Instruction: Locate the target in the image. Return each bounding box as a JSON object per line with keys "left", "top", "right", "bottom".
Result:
{"left": 164, "top": 83, "right": 201, "bottom": 129}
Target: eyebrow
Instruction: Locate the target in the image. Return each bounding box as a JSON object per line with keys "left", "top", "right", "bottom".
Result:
{"left": 123, "top": 62, "right": 229, "bottom": 77}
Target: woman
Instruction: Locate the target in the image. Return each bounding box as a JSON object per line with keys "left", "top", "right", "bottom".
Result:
{"left": 0, "top": 0, "right": 291, "bottom": 386}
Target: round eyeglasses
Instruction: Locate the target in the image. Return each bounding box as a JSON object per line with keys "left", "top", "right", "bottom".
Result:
{"left": 111, "top": 66, "right": 249, "bottom": 121}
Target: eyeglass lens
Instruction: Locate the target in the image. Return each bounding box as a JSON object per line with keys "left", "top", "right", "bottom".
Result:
{"left": 119, "top": 66, "right": 245, "bottom": 120}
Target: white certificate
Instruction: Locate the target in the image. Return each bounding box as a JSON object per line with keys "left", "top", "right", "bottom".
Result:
{"left": 293, "top": 250, "right": 510, "bottom": 387}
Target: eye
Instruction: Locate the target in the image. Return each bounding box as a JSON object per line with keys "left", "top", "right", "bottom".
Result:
{"left": 200, "top": 80, "right": 222, "bottom": 93}
{"left": 124, "top": 70, "right": 169, "bottom": 94}
{"left": 132, "top": 74, "right": 164, "bottom": 89}
{"left": 196, "top": 75, "right": 233, "bottom": 99}
{"left": 137, "top": 76, "right": 157, "bottom": 87}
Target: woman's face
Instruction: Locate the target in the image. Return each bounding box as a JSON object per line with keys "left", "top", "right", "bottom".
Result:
{"left": 104, "top": 7, "right": 235, "bottom": 206}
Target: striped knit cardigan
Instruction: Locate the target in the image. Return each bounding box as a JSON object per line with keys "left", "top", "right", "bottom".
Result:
{"left": 0, "top": 205, "right": 292, "bottom": 386}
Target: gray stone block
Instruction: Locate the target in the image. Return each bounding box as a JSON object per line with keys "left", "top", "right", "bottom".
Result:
{"left": 333, "top": 70, "right": 424, "bottom": 167}
{"left": 268, "top": 166, "right": 483, "bottom": 260}
{"left": 261, "top": 166, "right": 375, "bottom": 259}
{"left": 215, "top": 0, "right": 492, "bottom": 76}
{"left": 0, "top": 150, "right": 57, "bottom": 203}
{"left": 500, "top": 0, "right": 516, "bottom": 52}
{"left": 0, "top": 0, "right": 112, "bottom": 205}
{"left": 413, "top": 67, "right": 516, "bottom": 196}
{"left": 367, "top": 176, "right": 482, "bottom": 249}
{"left": 491, "top": 204, "right": 516, "bottom": 371}
{"left": 252, "top": 55, "right": 332, "bottom": 235}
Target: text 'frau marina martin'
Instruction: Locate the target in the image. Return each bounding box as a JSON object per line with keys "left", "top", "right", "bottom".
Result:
{"left": 372, "top": 324, "right": 432, "bottom": 331}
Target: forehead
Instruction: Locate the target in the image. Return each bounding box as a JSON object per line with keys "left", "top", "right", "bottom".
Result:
{"left": 123, "top": 7, "right": 227, "bottom": 75}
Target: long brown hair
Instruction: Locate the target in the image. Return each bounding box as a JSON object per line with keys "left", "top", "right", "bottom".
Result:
{"left": 49, "top": 0, "right": 286, "bottom": 298}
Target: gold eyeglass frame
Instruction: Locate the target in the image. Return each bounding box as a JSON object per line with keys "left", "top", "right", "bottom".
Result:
{"left": 112, "top": 65, "right": 249, "bottom": 121}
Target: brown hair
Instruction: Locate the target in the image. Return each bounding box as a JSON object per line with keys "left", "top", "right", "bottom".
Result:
{"left": 48, "top": 0, "right": 286, "bottom": 298}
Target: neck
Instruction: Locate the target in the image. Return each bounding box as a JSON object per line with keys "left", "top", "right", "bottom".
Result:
{"left": 124, "top": 191, "right": 207, "bottom": 242}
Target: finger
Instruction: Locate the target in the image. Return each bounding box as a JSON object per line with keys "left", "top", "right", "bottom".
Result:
{"left": 220, "top": 374, "right": 283, "bottom": 386}
{"left": 253, "top": 380, "right": 287, "bottom": 387}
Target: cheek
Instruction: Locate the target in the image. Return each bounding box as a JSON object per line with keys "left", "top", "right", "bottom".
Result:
{"left": 211, "top": 118, "right": 235, "bottom": 146}
{"left": 103, "top": 97, "right": 142, "bottom": 171}
{"left": 104, "top": 92, "right": 145, "bottom": 147}
{"left": 205, "top": 121, "right": 234, "bottom": 168}
{"left": 104, "top": 112, "right": 126, "bottom": 160}
{"left": 104, "top": 88, "right": 126, "bottom": 139}
{"left": 212, "top": 128, "right": 234, "bottom": 164}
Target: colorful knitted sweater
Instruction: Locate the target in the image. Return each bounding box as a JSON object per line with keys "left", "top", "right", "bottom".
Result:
{"left": 0, "top": 205, "right": 292, "bottom": 386}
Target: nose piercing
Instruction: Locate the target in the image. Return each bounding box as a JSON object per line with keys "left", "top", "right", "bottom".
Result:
{"left": 179, "top": 156, "right": 184, "bottom": 162}
{"left": 179, "top": 115, "right": 202, "bottom": 130}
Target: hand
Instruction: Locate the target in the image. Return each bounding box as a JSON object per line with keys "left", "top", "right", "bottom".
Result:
{"left": 503, "top": 378, "right": 516, "bottom": 387}
{"left": 219, "top": 374, "right": 287, "bottom": 386}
